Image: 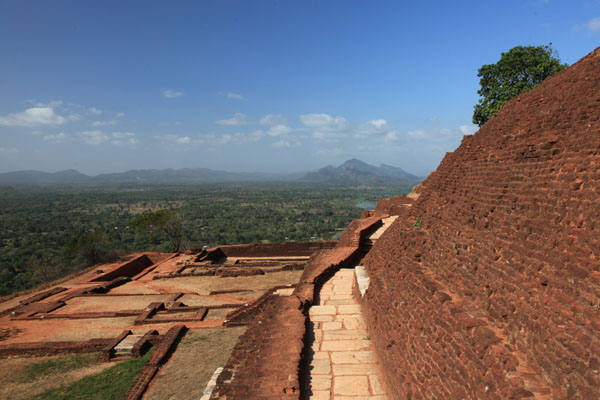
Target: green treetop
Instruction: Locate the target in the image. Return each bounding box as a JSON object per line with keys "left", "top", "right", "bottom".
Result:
{"left": 473, "top": 44, "right": 568, "bottom": 127}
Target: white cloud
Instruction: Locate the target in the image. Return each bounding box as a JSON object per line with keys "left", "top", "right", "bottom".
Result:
{"left": 585, "top": 16, "right": 600, "bottom": 31}
{"left": 272, "top": 139, "right": 300, "bottom": 148}
{"left": 76, "top": 130, "right": 138, "bottom": 146}
{"left": 384, "top": 130, "right": 402, "bottom": 142}
{"left": 312, "top": 130, "right": 347, "bottom": 141}
{"left": 388, "top": 125, "right": 466, "bottom": 145}
{"left": 88, "top": 107, "right": 102, "bottom": 115}
{"left": 0, "top": 146, "right": 17, "bottom": 153}
{"left": 110, "top": 132, "right": 138, "bottom": 146}
{"left": 407, "top": 129, "right": 426, "bottom": 138}
{"left": 574, "top": 16, "right": 600, "bottom": 32}
{"left": 174, "top": 135, "right": 191, "bottom": 144}
{"left": 111, "top": 131, "right": 134, "bottom": 139}
{"left": 116, "top": 112, "right": 125, "bottom": 118}
{"left": 356, "top": 119, "right": 390, "bottom": 137}
{"left": 459, "top": 125, "right": 478, "bottom": 135}
{"left": 208, "top": 130, "right": 263, "bottom": 145}
{"left": 226, "top": 92, "right": 244, "bottom": 100}
{"left": 156, "top": 130, "right": 265, "bottom": 147}
{"left": 369, "top": 119, "right": 387, "bottom": 129}
{"left": 163, "top": 89, "right": 184, "bottom": 98}
{"left": 43, "top": 132, "right": 67, "bottom": 144}
{"left": 91, "top": 120, "right": 117, "bottom": 127}
{"left": 300, "top": 113, "right": 346, "bottom": 130}
{"left": 0, "top": 107, "right": 68, "bottom": 127}
{"left": 300, "top": 113, "right": 347, "bottom": 141}
{"left": 316, "top": 147, "right": 344, "bottom": 157}
{"left": 267, "top": 124, "right": 292, "bottom": 137}
{"left": 215, "top": 112, "right": 247, "bottom": 126}
{"left": 31, "top": 100, "right": 63, "bottom": 108}
{"left": 155, "top": 134, "right": 192, "bottom": 145}
{"left": 78, "top": 130, "right": 109, "bottom": 145}
{"left": 245, "top": 130, "right": 264, "bottom": 142}
{"left": 259, "top": 114, "right": 287, "bottom": 126}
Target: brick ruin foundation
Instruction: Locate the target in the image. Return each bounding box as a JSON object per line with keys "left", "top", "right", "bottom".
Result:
{"left": 0, "top": 242, "right": 327, "bottom": 399}
{"left": 207, "top": 48, "right": 600, "bottom": 399}
{"left": 2, "top": 48, "right": 599, "bottom": 400}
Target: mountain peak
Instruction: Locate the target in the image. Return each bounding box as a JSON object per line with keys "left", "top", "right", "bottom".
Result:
{"left": 301, "top": 159, "right": 421, "bottom": 185}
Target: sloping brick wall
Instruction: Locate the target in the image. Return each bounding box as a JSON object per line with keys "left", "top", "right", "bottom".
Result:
{"left": 212, "top": 295, "right": 305, "bottom": 399}
{"left": 373, "top": 195, "right": 414, "bottom": 216}
{"left": 206, "top": 241, "right": 337, "bottom": 258}
{"left": 361, "top": 48, "right": 600, "bottom": 399}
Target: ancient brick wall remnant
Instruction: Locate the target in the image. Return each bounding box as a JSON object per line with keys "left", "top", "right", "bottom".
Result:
{"left": 210, "top": 217, "right": 384, "bottom": 399}
{"left": 361, "top": 48, "right": 600, "bottom": 399}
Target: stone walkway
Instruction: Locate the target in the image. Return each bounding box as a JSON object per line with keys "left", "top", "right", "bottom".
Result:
{"left": 304, "top": 268, "right": 388, "bottom": 399}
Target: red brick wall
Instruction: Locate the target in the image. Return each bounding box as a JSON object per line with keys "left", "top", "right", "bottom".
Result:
{"left": 91, "top": 255, "right": 154, "bottom": 282}
{"left": 125, "top": 324, "right": 187, "bottom": 400}
{"left": 361, "top": 48, "right": 600, "bottom": 399}
{"left": 0, "top": 338, "right": 114, "bottom": 358}
{"left": 373, "top": 195, "right": 414, "bottom": 216}
{"left": 213, "top": 241, "right": 338, "bottom": 258}
{"left": 211, "top": 295, "right": 306, "bottom": 399}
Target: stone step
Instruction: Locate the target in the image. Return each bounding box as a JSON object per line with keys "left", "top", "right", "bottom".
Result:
{"left": 304, "top": 267, "right": 388, "bottom": 399}
{"left": 113, "top": 334, "right": 142, "bottom": 357}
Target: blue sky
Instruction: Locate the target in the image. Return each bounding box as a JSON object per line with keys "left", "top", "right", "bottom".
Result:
{"left": 0, "top": 1, "right": 598, "bottom": 176}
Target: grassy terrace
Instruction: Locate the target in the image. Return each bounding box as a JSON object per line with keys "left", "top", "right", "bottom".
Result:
{"left": 0, "top": 351, "right": 153, "bottom": 400}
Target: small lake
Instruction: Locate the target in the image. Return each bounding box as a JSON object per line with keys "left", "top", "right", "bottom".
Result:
{"left": 355, "top": 201, "right": 376, "bottom": 210}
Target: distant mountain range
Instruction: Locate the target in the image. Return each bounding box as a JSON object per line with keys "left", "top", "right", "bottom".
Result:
{"left": 300, "top": 159, "right": 421, "bottom": 185}
{"left": 0, "top": 159, "right": 421, "bottom": 187}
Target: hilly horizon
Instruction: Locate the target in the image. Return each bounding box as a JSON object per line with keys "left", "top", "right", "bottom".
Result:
{"left": 300, "top": 158, "right": 421, "bottom": 185}
{"left": 0, "top": 159, "right": 422, "bottom": 187}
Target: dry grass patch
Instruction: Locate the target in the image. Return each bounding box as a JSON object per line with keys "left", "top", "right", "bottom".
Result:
{"left": 179, "top": 294, "right": 234, "bottom": 307}
{"left": 205, "top": 308, "right": 238, "bottom": 321}
{"left": 54, "top": 295, "right": 172, "bottom": 314}
{"left": 3, "top": 316, "right": 138, "bottom": 343}
{"left": 145, "top": 327, "right": 247, "bottom": 400}
{"left": 147, "top": 270, "right": 303, "bottom": 295}
{"left": 0, "top": 353, "right": 112, "bottom": 400}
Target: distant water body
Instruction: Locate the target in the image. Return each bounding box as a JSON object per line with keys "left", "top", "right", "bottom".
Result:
{"left": 355, "top": 201, "right": 376, "bottom": 210}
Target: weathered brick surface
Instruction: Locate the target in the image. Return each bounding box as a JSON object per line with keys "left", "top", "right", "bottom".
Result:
{"left": 211, "top": 218, "right": 384, "bottom": 399}
{"left": 361, "top": 48, "right": 600, "bottom": 399}
{"left": 211, "top": 295, "right": 305, "bottom": 399}
{"left": 201, "top": 241, "right": 337, "bottom": 259}
{"left": 91, "top": 255, "right": 155, "bottom": 282}
{"left": 12, "top": 300, "right": 66, "bottom": 318}
{"left": 124, "top": 324, "right": 187, "bottom": 400}
{"left": 134, "top": 302, "right": 164, "bottom": 325}
{"left": 373, "top": 195, "right": 414, "bottom": 216}
{"left": 225, "top": 285, "right": 296, "bottom": 326}
{"left": 19, "top": 287, "right": 67, "bottom": 305}
{"left": 338, "top": 216, "right": 383, "bottom": 248}
{"left": 297, "top": 247, "right": 358, "bottom": 292}
{"left": 101, "top": 329, "right": 132, "bottom": 361}
{"left": 0, "top": 338, "right": 113, "bottom": 358}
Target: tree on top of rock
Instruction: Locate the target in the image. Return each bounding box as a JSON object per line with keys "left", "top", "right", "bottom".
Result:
{"left": 473, "top": 44, "right": 567, "bottom": 126}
